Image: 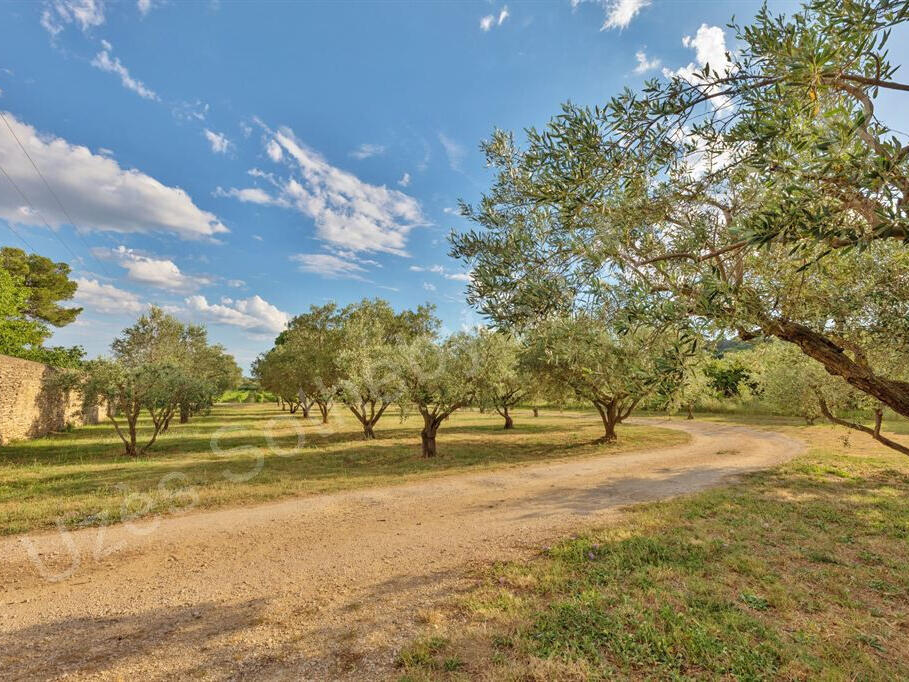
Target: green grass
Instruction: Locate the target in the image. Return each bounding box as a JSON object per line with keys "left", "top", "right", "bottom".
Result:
{"left": 0, "top": 403, "right": 686, "bottom": 537}
{"left": 396, "top": 420, "right": 909, "bottom": 681}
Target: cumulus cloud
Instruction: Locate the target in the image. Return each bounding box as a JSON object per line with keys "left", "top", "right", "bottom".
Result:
{"left": 203, "top": 129, "right": 232, "bottom": 154}
{"left": 633, "top": 50, "right": 660, "bottom": 74}
{"left": 291, "top": 253, "right": 369, "bottom": 280}
{"left": 41, "top": 0, "right": 105, "bottom": 37}
{"left": 0, "top": 112, "right": 227, "bottom": 239}
{"left": 137, "top": 0, "right": 153, "bottom": 15}
{"left": 398, "top": 172, "right": 411, "bottom": 187}
{"left": 185, "top": 294, "right": 289, "bottom": 334}
{"left": 220, "top": 123, "right": 427, "bottom": 255}
{"left": 422, "top": 281, "right": 436, "bottom": 292}
{"left": 72, "top": 277, "right": 144, "bottom": 314}
{"left": 98, "top": 245, "right": 209, "bottom": 291}
{"left": 91, "top": 46, "right": 158, "bottom": 100}
{"left": 662, "top": 24, "right": 733, "bottom": 109}
{"left": 349, "top": 143, "right": 385, "bottom": 160}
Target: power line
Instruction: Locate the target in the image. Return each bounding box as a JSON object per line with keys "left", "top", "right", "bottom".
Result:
{"left": 0, "top": 218, "right": 37, "bottom": 253}
{"left": 0, "top": 161, "right": 83, "bottom": 263}
{"left": 0, "top": 110, "right": 112, "bottom": 277}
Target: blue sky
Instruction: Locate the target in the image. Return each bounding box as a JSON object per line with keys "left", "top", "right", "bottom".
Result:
{"left": 1, "top": 0, "right": 904, "bottom": 371}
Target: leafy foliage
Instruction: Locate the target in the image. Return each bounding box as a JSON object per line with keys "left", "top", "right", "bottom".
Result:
{"left": 450, "top": 0, "right": 909, "bottom": 424}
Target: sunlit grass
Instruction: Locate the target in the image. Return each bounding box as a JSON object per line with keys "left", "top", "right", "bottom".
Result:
{"left": 395, "top": 419, "right": 909, "bottom": 681}
{"left": 0, "top": 403, "right": 686, "bottom": 536}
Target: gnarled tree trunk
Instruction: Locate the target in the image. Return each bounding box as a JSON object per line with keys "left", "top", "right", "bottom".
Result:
{"left": 593, "top": 400, "right": 619, "bottom": 443}
{"left": 496, "top": 405, "right": 514, "bottom": 429}
{"left": 767, "top": 319, "right": 909, "bottom": 420}
{"left": 592, "top": 397, "right": 638, "bottom": 444}
{"left": 420, "top": 423, "right": 439, "bottom": 457}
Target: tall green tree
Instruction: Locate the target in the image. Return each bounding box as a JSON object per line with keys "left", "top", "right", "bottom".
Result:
{"left": 0, "top": 268, "right": 46, "bottom": 357}
{"left": 0, "top": 247, "right": 81, "bottom": 327}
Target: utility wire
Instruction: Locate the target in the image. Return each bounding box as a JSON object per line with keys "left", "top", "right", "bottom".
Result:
{"left": 0, "top": 110, "right": 112, "bottom": 277}
{"left": 0, "top": 161, "right": 82, "bottom": 263}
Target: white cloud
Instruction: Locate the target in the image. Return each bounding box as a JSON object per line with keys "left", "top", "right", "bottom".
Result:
{"left": 91, "top": 47, "right": 158, "bottom": 100}
{"left": 41, "top": 0, "right": 105, "bottom": 36}
{"left": 137, "top": 0, "right": 153, "bottom": 16}
{"left": 266, "top": 138, "right": 283, "bottom": 162}
{"left": 633, "top": 50, "right": 660, "bottom": 74}
{"left": 572, "top": 0, "right": 649, "bottom": 31}
{"left": 291, "top": 253, "right": 368, "bottom": 280}
{"left": 226, "top": 279, "right": 245, "bottom": 287}
{"left": 662, "top": 25, "right": 733, "bottom": 109}
{"left": 0, "top": 112, "right": 228, "bottom": 240}
{"left": 409, "top": 264, "right": 471, "bottom": 282}
{"left": 480, "top": 6, "right": 509, "bottom": 31}
{"left": 203, "top": 129, "right": 231, "bottom": 154}
{"left": 185, "top": 294, "right": 289, "bottom": 334}
{"left": 422, "top": 281, "right": 436, "bottom": 291}
{"left": 438, "top": 133, "right": 465, "bottom": 171}
{"left": 398, "top": 172, "right": 411, "bottom": 187}
{"left": 682, "top": 24, "right": 730, "bottom": 73}
{"left": 252, "top": 234, "right": 263, "bottom": 241}
{"left": 221, "top": 122, "right": 427, "bottom": 255}
{"left": 72, "top": 277, "right": 144, "bottom": 314}
{"left": 603, "top": 0, "right": 649, "bottom": 29}
{"left": 214, "top": 186, "right": 277, "bottom": 205}
{"left": 100, "top": 245, "right": 210, "bottom": 291}
{"left": 349, "top": 143, "right": 386, "bottom": 160}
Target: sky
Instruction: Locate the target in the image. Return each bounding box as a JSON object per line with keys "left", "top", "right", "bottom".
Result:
{"left": 1, "top": 0, "right": 906, "bottom": 372}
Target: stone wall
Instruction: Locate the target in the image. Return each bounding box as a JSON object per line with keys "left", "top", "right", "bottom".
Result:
{"left": 0, "top": 354, "right": 99, "bottom": 446}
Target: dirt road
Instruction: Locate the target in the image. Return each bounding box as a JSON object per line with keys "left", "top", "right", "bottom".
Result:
{"left": 0, "top": 420, "right": 801, "bottom": 680}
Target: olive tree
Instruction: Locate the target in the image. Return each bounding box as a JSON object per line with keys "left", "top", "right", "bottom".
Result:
{"left": 748, "top": 341, "right": 909, "bottom": 454}
{"left": 522, "top": 315, "right": 691, "bottom": 443}
{"left": 473, "top": 329, "right": 526, "bottom": 429}
{"left": 389, "top": 333, "right": 483, "bottom": 457}
{"left": 451, "top": 0, "right": 909, "bottom": 435}
{"left": 334, "top": 299, "right": 438, "bottom": 439}
{"left": 274, "top": 304, "right": 343, "bottom": 423}
{"left": 111, "top": 307, "right": 241, "bottom": 424}
{"left": 81, "top": 360, "right": 187, "bottom": 457}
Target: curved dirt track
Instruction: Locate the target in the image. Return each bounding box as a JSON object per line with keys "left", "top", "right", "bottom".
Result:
{"left": 0, "top": 419, "right": 802, "bottom": 681}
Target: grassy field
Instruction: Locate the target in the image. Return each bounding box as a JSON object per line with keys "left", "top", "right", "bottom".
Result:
{"left": 0, "top": 403, "right": 686, "bottom": 537}
{"left": 394, "top": 419, "right": 909, "bottom": 681}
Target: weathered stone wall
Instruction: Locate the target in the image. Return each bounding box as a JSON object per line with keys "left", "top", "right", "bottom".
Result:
{"left": 0, "top": 354, "right": 99, "bottom": 445}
